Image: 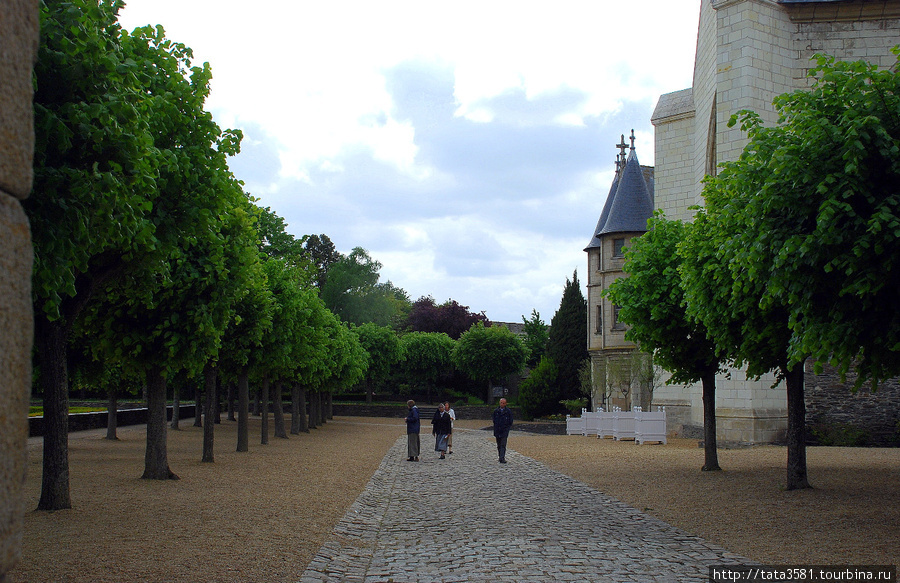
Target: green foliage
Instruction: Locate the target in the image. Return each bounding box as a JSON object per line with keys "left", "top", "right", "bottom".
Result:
{"left": 559, "top": 398, "right": 588, "bottom": 416}
{"left": 548, "top": 270, "right": 587, "bottom": 401}
{"left": 715, "top": 50, "right": 900, "bottom": 389}
{"left": 353, "top": 323, "right": 403, "bottom": 385}
{"left": 605, "top": 212, "right": 722, "bottom": 385}
{"left": 521, "top": 309, "right": 549, "bottom": 368}
{"left": 453, "top": 322, "right": 526, "bottom": 403}
{"left": 320, "top": 247, "right": 410, "bottom": 326}
{"left": 518, "top": 356, "right": 560, "bottom": 420}
{"left": 29, "top": 0, "right": 158, "bottom": 322}
{"left": 399, "top": 332, "right": 456, "bottom": 391}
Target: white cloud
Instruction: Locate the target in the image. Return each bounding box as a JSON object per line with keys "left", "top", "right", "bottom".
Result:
{"left": 117, "top": 0, "right": 699, "bottom": 321}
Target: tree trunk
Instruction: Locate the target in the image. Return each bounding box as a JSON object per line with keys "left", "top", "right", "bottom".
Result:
{"left": 201, "top": 364, "right": 217, "bottom": 463}
{"left": 309, "top": 391, "right": 319, "bottom": 429}
{"left": 106, "top": 387, "right": 119, "bottom": 441}
{"left": 260, "top": 376, "right": 270, "bottom": 445}
{"left": 318, "top": 390, "right": 326, "bottom": 426}
{"left": 486, "top": 379, "right": 494, "bottom": 406}
{"left": 700, "top": 369, "right": 721, "bottom": 471}
{"left": 295, "top": 385, "right": 309, "bottom": 433}
{"left": 170, "top": 383, "right": 180, "bottom": 430}
{"left": 365, "top": 378, "right": 373, "bottom": 403}
{"left": 325, "top": 392, "right": 333, "bottom": 420}
{"left": 253, "top": 384, "right": 260, "bottom": 416}
{"left": 784, "top": 362, "right": 810, "bottom": 490}
{"left": 226, "top": 380, "right": 236, "bottom": 422}
{"left": 273, "top": 380, "right": 288, "bottom": 438}
{"left": 213, "top": 374, "right": 222, "bottom": 424}
{"left": 35, "top": 314, "right": 72, "bottom": 511}
{"left": 193, "top": 377, "right": 202, "bottom": 428}
{"left": 143, "top": 366, "right": 178, "bottom": 480}
{"left": 237, "top": 369, "right": 249, "bottom": 452}
{"left": 290, "top": 383, "right": 300, "bottom": 435}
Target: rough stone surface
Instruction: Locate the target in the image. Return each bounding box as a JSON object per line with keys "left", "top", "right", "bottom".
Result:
{"left": 300, "top": 428, "right": 748, "bottom": 582}
{"left": 0, "top": 191, "right": 33, "bottom": 581}
{"left": 0, "top": 0, "right": 39, "bottom": 199}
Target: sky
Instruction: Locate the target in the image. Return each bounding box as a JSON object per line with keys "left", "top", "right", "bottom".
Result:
{"left": 118, "top": 0, "right": 700, "bottom": 324}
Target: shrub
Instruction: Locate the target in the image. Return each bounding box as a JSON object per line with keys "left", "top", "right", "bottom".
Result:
{"left": 518, "top": 356, "right": 561, "bottom": 420}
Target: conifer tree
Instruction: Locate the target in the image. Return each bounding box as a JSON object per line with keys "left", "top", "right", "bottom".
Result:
{"left": 548, "top": 270, "right": 588, "bottom": 403}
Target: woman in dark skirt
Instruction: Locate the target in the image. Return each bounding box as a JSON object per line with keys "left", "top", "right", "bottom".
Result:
{"left": 431, "top": 403, "right": 451, "bottom": 459}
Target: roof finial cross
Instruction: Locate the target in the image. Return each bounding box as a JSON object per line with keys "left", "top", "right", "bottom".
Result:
{"left": 616, "top": 134, "right": 628, "bottom": 160}
{"left": 629, "top": 129, "right": 636, "bottom": 150}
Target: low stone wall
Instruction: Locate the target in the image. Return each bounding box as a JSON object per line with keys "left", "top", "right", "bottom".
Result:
{"left": 28, "top": 405, "right": 197, "bottom": 437}
{"left": 332, "top": 404, "right": 518, "bottom": 420}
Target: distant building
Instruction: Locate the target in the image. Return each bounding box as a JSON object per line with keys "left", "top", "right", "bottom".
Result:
{"left": 585, "top": 132, "right": 655, "bottom": 412}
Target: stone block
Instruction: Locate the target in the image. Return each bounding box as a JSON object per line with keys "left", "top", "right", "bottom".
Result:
{"left": 0, "top": 191, "right": 32, "bottom": 580}
{"left": 0, "top": 0, "right": 40, "bottom": 199}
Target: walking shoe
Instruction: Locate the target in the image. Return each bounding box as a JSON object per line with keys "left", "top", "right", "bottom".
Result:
{"left": 499, "top": 459, "right": 507, "bottom": 463}
{"left": 440, "top": 454, "right": 446, "bottom": 459}
{"left": 407, "top": 457, "right": 414, "bottom": 462}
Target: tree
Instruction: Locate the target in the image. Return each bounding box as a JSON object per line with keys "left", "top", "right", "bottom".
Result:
{"left": 27, "top": 0, "right": 177, "bottom": 508}
{"left": 681, "top": 138, "right": 803, "bottom": 489}
{"left": 353, "top": 323, "right": 402, "bottom": 403}
{"left": 302, "top": 234, "right": 341, "bottom": 289}
{"left": 453, "top": 322, "right": 526, "bottom": 404}
{"left": 521, "top": 309, "right": 549, "bottom": 368}
{"left": 403, "top": 296, "right": 489, "bottom": 339}
{"left": 548, "top": 271, "right": 588, "bottom": 402}
{"left": 320, "top": 247, "right": 409, "bottom": 326}
{"left": 518, "top": 356, "right": 559, "bottom": 420}
{"left": 605, "top": 213, "right": 724, "bottom": 471}
{"left": 399, "top": 332, "right": 456, "bottom": 401}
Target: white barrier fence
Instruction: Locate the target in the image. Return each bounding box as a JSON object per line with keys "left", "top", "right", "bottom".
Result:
{"left": 566, "top": 406, "right": 667, "bottom": 444}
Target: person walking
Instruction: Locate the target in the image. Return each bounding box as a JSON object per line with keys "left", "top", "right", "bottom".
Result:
{"left": 443, "top": 401, "right": 455, "bottom": 454}
{"left": 405, "top": 399, "right": 420, "bottom": 462}
{"left": 492, "top": 398, "right": 513, "bottom": 463}
{"left": 431, "top": 403, "right": 451, "bottom": 459}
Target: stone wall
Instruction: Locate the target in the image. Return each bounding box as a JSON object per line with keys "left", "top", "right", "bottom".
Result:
{"left": 0, "top": 1, "right": 38, "bottom": 580}
{"left": 805, "top": 364, "right": 900, "bottom": 446}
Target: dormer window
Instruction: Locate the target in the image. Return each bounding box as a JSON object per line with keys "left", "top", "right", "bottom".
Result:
{"left": 613, "top": 238, "right": 626, "bottom": 257}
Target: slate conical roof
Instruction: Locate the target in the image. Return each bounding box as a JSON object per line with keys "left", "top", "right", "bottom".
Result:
{"left": 598, "top": 148, "right": 654, "bottom": 235}
{"left": 583, "top": 170, "right": 619, "bottom": 250}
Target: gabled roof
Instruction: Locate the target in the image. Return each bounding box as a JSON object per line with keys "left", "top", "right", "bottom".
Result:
{"left": 596, "top": 148, "right": 654, "bottom": 236}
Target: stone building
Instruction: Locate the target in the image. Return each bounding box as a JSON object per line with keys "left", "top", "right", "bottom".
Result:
{"left": 0, "top": 0, "right": 38, "bottom": 579}
{"left": 585, "top": 133, "right": 655, "bottom": 412}
{"left": 648, "top": 0, "right": 900, "bottom": 443}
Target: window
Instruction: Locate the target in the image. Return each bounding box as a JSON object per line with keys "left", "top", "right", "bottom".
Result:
{"left": 596, "top": 305, "right": 603, "bottom": 333}
{"left": 612, "top": 304, "right": 626, "bottom": 330}
{"left": 613, "top": 238, "right": 626, "bottom": 258}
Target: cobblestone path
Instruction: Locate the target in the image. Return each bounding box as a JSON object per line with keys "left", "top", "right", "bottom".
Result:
{"left": 299, "top": 427, "right": 748, "bottom": 582}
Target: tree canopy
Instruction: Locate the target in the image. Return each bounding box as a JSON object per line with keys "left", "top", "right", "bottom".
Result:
{"left": 548, "top": 270, "right": 588, "bottom": 402}
{"left": 403, "top": 296, "right": 489, "bottom": 340}
{"left": 453, "top": 322, "right": 526, "bottom": 404}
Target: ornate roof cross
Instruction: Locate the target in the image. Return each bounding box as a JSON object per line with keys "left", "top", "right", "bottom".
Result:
{"left": 616, "top": 134, "right": 628, "bottom": 161}
{"left": 629, "top": 129, "right": 636, "bottom": 150}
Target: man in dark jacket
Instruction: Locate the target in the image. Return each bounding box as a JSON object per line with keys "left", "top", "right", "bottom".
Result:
{"left": 406, "top": 400, "right": 420, "bottom": 461}
{"left": 492, "top": 398, "right": 513, "bottom": 463}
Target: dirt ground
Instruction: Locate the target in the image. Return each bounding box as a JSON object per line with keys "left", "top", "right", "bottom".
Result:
{"left": 10, "top": 417, "right": 899, "bottom": 582}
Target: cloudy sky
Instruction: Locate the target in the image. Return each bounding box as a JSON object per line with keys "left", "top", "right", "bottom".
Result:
{"left": 118, "top": 1, "right": 700, "bottom": 324}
